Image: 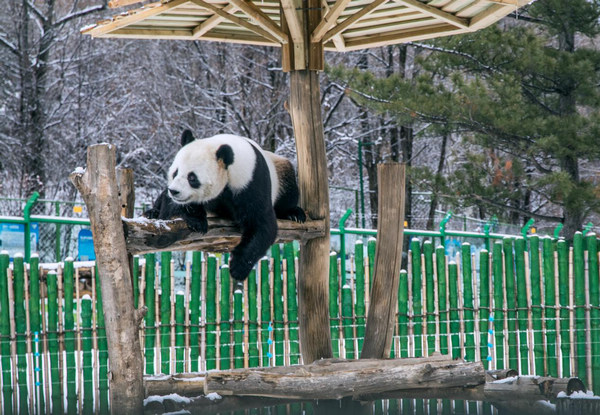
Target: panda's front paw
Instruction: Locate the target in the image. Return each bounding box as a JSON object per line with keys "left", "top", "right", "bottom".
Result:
{"left": 287, "top": 207, "right": 307, "bottom": 223}
{"left": 229, "top": 255, "right": 254, "bottom": 281}
{"left": 184, "top": 216, "right": 208, "bottom": 234}
{"left": 143, "top": 208, "right": 160, "bottom": 219}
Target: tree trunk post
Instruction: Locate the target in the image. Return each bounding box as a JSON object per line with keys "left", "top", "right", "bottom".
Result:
{"left": 289, "top": 70, "right": 333, "bottom": 363}
{"left": 70, "top": 144, "right": 144, "bottom": 413}
{"left": 361, "top": 163, "right": 405, "bottom": 358}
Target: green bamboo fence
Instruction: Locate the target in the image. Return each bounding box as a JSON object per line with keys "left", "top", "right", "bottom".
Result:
{"left": 0, "top": 232, "right": 599, "bottom": 414}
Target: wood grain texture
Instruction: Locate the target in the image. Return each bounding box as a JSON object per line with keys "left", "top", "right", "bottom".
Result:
{"left": 69, "top": 144, "right": 144, "bottom": 413}
{"left": 203, "top": 356, "right": 485, "bottom": 399}
{"left": 289, "top": 70, "right": 332, "bottom": 364}
{"left": 123, "top": 217, "right": 326, "bottom": 255}
{"left": 361, "top": 163, "right": 405, "bottom": 359}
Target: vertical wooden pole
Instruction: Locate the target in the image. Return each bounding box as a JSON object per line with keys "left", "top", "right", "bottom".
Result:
{"left": 289, "top": 69, "right": 332, "bottom": 363}
{"left": 69, "top": 144, "right": 144, "bottom": 413}
{"left": 361, "top": 163, "right": 405, "bottom": 359}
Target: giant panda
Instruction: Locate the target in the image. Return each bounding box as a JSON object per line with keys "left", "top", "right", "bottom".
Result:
{"left": 145, "top": 130, "right": 305, "bottom": 281}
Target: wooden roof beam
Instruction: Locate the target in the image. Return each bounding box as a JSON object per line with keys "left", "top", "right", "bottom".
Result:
{"left": 389, "top": 0, "right": 469, "bottom": 29}
{"left": 343, "top": 23, "right": 462, "bottom": 50}
{"left": 280, "top": 0, "right": 306, "bottom": 68}
{"left": 190, "top": 0, "right": 279, "bottom": 43}
{"left": 83, "top": 0, "right": 190, "bottom": 37}
{"left": 192, "top": 3, "right": 237, "bottom": 39}
{"left": 316, "top": 0, "right": 346, "bottom": 51}
{"left": 311, "top": 0, "right": 352, "bottom": 43}
{"left": 227, "top": 0, "right": 289, "bottom": 44}
{"left": 322, "top": 0, "right": 387, "bottom": 44}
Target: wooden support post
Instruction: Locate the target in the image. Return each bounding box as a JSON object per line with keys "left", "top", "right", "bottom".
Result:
{"left": 70, "top": 144, "right": 144, "bottom": 413}
{"left": 361, "top": 163, "right": 405, "bottom": 358}
{"left": 289, "top": 70, "right": 332, "bottom": 364}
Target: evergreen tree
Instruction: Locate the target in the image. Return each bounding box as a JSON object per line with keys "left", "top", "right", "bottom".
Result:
{"left": 333, "top": 0, "right": 600, "bottom": 237}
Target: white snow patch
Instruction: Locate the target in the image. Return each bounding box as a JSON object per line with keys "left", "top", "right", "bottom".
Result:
{"left": 368, "top": 237, "right": 377, "bottom": 242}
{"left": 81, "top": 294, "right": 92, "bottom": 301}
{"left": 146, "top": 374, "right": 171, "bottom": 381}
{"left": 205, "top": 392, "right": 222, "bottom": 401}
{"left": 144, "top": 394, "right": 191, "bottom": 405}
{"left": 163, "top": 411, "right": 191, "bottom": 415}
{"left": 234, "top": 289, "right": 243, "bottom": 294}
{"left": 558, "top": 390, "right": 599, "bottom": 399}
{"left": 73, "top": 167, "right": 85, "bottom": 174}
{"left": 65, "top": 257, "right": 74, "bottom": 262}
{"left": 354, "top": 240, "right": 363, "bottom": 246}
{"left": 13, "top": 252, "right": 23, "bottom": 258}
{"left": 0, "top": 250, "right": 8, "bottom": 256}
{"left": 181, "top": 376, "right": 205, "bottom": 382}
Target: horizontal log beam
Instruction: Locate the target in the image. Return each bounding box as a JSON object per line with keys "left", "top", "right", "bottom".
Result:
{"left": 123, "top": 217, "right": 326, "bottom": 255}
{"left": 204, "top": 356, "right": 485, "bottom": 400}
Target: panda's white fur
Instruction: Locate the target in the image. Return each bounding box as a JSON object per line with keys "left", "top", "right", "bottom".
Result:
{"left": 168, "top": 134, "right": 281, "bottom": 207}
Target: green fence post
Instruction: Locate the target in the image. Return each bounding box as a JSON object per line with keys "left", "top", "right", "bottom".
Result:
{"left": 160, "top": 251, "right": 172, "bottom": 374}
{"left": 586, "top": 233, "right": 600, "bottom": 394}
{"left": 461, "top": 243, "right": 475, "bottom": 362}
{"left": 557, "top": 240, "right": 570, "bottom": 376}
{"left": 354, "top": 240, "right": 366, "bottom": 354}
{"left": 54, "top": 201, "right": 61, "bottom": 262}
{"left": 81, "top": 296, "right": 93, "bottom": 415}
{"left": 436, "top": 245, "right": 448, "bottom": 356}
{"left": 479, "top": 249, "right": 490, "bottom": 369}
{"left": 448, "top": 261, "right": 460, "bottom": 360}
{"left": 341, "top": 283, "right": 354, "bottom": 359}
{"left": 23, "top": 192, "right": 40, "bottom": 262}
{"left": 514, "top": 238, "right": 529, "bottom": 375}
{"left": 410, "top": 238, "right": 423, "bottom": 358}
{"left": 220, "top": 265, "right": 231, "bottom": 370}
{"left": 233, "top": 288, "right": 244, "bottom": 369}
{"left": 95, "top": 265, "right": 109, "bottom": 415}
{"left": 573, "top": 232, "right": 586, "bottom": 380}
{"left": 47, "top": 271, "right": 62, "bottom": 413}
{"left": 260, "top": 258, "right": 271, "bottom": 367}
{"left": 271, "top": 245, "right": 284, "bottom": 366}
{"left": 189, "top": 252, "right": 202, "bottom": 372}
{"left": 367, "top": 237, "right": 376, "bottom": 288}
{"left": 528, "top": 235, "right": 544, "bottom": 375}
{"left": 0, "top": 252, "right": 13, "bottom": 415}
{"left": 144, "top": 253, "right": 156, "bottom": 375}
{"left": 175, "top": 293, "right": 185, "bottom": 373}
{"left": 398, "top": 270, "right": 409, "bottom": 358}
{"left": 502, "top": 238, "right": 518, "bottom": 370}
{"left": 29, "top": 254, "right": 45, "bottom": 413}
{"left": 13, "top": 255, "right": 28, "bottom": 413}
{"left": 133, "top": 256, "right": 140, "bottom": 308}
{"left": 329, "top": 252, "right": 340, "bottom": 358}
{"left": 247, "top": 269, "right": 259, "bottom": 367}
{"left": 424, "top": 241, "right": 436, "bottom": 356}
{"left": 542, "top": 237, "right": 557, "bottom": 377}
{"left": 205, "top": 255, "right": 217, "bottom": 370}
{"left": 284, "top": 243, "right": 299, "bottom": 365}
{"left": 63, "top": 257, "right": 77, "bottom": 414}
{"left": 492, "top": 242, "right": 505, "bottom": 369}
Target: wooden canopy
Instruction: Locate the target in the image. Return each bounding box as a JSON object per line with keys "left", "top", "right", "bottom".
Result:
{"left": 83, "top": 0, "right": 531, "bottom": 69}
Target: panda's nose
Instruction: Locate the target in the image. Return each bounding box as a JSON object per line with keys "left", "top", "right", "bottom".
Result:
{"left": 168, "top": 188, "right": 179, "bottom": 197}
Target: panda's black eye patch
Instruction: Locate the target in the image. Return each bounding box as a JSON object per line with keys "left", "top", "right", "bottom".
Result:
{"left": 172, "top": 169, "right": 178, "bottom": 179}
{"left": 187, "top": 172, "right": 200, "bottom": 189}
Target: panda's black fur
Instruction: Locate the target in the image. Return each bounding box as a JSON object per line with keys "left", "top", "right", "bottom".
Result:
{"left": 144, "top": 130, "right": 305, "bottom": 281}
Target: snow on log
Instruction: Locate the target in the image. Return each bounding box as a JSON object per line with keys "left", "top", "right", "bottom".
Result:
{"left": 203, "top": 356, "right": 485, "bottom": 400}
{"left": 123, "top": 217, "right": 326, "bottom": 255}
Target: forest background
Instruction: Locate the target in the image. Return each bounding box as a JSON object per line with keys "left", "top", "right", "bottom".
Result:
{"left": 1, "top": 0, "right": 600, "bottom": 239}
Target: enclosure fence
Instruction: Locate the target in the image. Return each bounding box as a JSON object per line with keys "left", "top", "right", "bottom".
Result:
{"left": 0, "top": 232, "right": 599, "bottom": 414}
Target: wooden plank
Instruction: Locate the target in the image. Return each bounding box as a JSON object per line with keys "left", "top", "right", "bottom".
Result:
{"left": 192, "top": 3, "right": 237, "bottom": 38}
{"left": 312, "top": 0, "right": 352, "bottom": 42}
{"left": 280, "top": 0, "right": 305, "bottom": 69}
{"left": 361, "top": 163, "right": 405, "bottom": 359}
{"left": 322, "top": 0, "right": 388, "bottom": 43}
{"left": 227, "top": 0, "right": 289, "bottom": 43}
{"left": 189, "top": 0, "right": 280, "bottom": 43}
{"left": 390, "top": 0, "right": 469, "bottom": 28}
{"left": 84, "top": 0, "right": 190, "bottom": 37}
{"left": 69, "top": 145, "right": 145, "bottom": 412}
{"left": 204, "top": 356, "right": 485, "bottom": 399}
{"left": 108, "top": 0, "right": 146, "bottom": 8}
{"left": 343, "top": 23, "right": 463, "bottom": 50}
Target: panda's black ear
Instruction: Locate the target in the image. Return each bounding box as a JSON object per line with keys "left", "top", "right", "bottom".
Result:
{"left": 216, "top": 145, "right": 234, "bottom": 168}
{"left": 181, "top": 130, "right": 195, "bottom": 146}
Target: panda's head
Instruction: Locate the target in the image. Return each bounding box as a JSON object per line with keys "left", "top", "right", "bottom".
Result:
{"left": 167, "top": 130, "right": 234, "bottom": 204}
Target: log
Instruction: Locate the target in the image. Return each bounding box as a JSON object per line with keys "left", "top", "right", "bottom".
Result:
{"left": 289, "top": 69, "right": 332, "bottom": 364}
{"left": 203, "top": 356, "right": 485, "bottom": 400}
{"left": 361, "top": 163, "right": 405, "bottom": 359}
{"left": 69, "top": 144, "right": 144, "bottom": 413}
{"left": 123, "top": 217, "right": 326, "bottom": 255}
